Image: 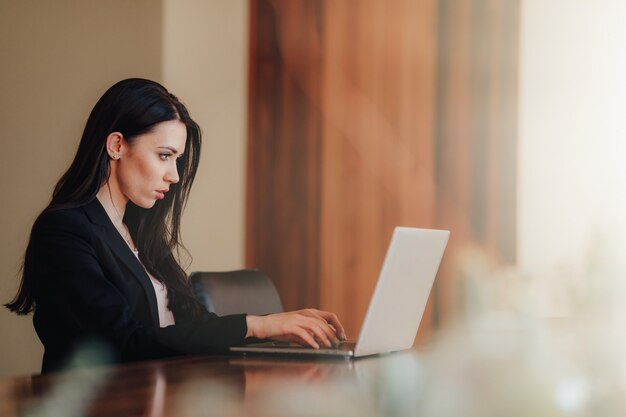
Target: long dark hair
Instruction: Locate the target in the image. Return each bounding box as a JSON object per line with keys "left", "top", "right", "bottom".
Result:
{"left": 6, "top": 78, "right": 205, "bottom": 319}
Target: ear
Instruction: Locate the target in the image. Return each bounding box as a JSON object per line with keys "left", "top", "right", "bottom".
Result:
{"left": 105, "top": 132, "right": 126, "bottom": 160}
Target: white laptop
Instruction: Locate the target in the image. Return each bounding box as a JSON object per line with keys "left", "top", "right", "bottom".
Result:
{"left": 230, "top": 227, "right": 450, "bottom": 358}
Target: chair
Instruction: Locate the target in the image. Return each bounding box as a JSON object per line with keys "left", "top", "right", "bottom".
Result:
{"left": 190, "top": 269, "right": 284, "bottom": 316}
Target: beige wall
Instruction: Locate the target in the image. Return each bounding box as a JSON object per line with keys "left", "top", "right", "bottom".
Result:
{"left": 0, "top": 1, "right": 248, "bottom": 377}
{"left": 163, "top": 0, "right": 249, "bottom": 272}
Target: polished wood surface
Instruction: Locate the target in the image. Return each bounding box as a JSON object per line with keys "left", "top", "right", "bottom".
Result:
{"left": 4, "top": 321, "right": 622, "bottom": 417}
{"left": 0, "top": 351, "right": 429, "bottom": 417}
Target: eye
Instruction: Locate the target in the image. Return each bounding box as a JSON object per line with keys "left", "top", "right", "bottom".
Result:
{"left": 159, "top": 153, "right": 172, "bottom": 161}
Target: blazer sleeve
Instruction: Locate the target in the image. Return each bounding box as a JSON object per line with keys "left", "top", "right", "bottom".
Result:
{"left": 32, "top": 210, "right": 248, "bottom": 363}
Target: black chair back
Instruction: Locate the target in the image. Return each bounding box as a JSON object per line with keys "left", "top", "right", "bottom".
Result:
{"left": 190, "top": 269, "right": 284, "bottom": 316}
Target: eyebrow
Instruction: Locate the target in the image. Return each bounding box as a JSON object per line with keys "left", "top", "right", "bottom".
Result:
{"left": 158, "top": 146, "right": 181, "bottom": 155}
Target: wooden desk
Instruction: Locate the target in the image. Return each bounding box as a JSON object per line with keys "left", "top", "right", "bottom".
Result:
{"left": 3, "top": 329, "right": 623, "bottom": 417}
{"left": 0, "top": 351, "right": 428, "bottom": 417}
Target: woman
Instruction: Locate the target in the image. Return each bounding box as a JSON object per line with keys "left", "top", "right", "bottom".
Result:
{"left": 5, "top": 78, "right": 345, "bottom": 373}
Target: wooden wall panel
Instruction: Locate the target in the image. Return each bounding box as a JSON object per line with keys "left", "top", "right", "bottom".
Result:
{"left": 434, "top": 0, "right": 520, "bottom": 321}
{"left": 246, "top": 0, "right": 323, "bottom": 311}
{"left": 247, "top": 0, "right": 520, "bottom": 339}
{"left": 320, "top": 0, "right": 437, "bottom": 338}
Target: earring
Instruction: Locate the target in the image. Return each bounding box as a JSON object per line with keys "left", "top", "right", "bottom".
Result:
{"left": 112, "top": 154, "right": 120, "bottom": 160}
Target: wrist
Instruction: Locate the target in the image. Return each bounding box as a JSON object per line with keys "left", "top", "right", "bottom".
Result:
{"left": 246, "top": 315, "right": 262, "bottom": 338}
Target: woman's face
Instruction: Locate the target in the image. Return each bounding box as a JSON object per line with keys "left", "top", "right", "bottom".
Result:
{"left": 116, "top": 120, "right": 187, "bottom": 209}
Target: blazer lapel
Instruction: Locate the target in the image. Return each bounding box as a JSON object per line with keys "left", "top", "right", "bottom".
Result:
{"left": 83, "top": 199, "right": 160, "bottom": 327}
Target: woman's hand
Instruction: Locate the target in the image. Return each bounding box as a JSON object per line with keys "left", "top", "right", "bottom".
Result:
{"left": 245, "top": 309, "right": 346, "bottom": 349}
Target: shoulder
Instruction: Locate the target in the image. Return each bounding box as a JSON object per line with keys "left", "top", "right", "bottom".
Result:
{"left": 28, "top": 203, "right": 108, "bottom": 265}
{"left": 34, "top": 205, "right": 91, "bottom": 232}
{"left": 31, "top": 202, "right": 103, "bottom": 244}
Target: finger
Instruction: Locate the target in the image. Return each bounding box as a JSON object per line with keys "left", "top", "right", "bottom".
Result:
{"left": 315, "top": 311, "right": 347, "bottom": 340}
{"left": 292, "top": 327, "right": 320, "bottom": 349}
{"left": 300, "top": 310, "right": 343, "bottom": 344}
{"left": 315, "top": 319, "right": 340, "bottom": 346}
{"left": 303, "top": 317, "right": 334, "bottom": 348}
{"left": 326, "top": 324, "right": 341, "bottom": 346}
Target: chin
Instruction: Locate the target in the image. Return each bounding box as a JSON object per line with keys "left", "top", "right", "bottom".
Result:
{"left": 133, "top": 198, "right": 157, "bottom": 209}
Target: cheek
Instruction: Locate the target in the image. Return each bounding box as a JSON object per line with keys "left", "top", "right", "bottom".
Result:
{"left": 135, "top": 157, "right": 159, "bottom": 182}
{"left": 120, "top": 157, "right": 160, "bottom": 193}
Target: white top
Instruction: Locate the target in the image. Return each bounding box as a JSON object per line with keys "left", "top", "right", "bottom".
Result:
{"left": 133, "top": 250, "right": 176, "bottom": 328}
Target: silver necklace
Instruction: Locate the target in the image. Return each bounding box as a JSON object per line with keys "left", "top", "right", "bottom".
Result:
{"left": 107, "top": 188, "right": 137, "bottom": 252}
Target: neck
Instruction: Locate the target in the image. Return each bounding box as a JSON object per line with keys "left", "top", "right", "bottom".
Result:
{"left": 96, "top": 181, "right": 128, "bottom": 225}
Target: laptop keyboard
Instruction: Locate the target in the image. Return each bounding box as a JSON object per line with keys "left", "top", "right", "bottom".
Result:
{"left": 266, "top": 340, "right": 355, "bottom": 351}
{"left": 334, "top": 341, "right": 356, "bottom": 351}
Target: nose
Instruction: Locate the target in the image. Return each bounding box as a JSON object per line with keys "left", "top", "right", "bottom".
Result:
{"left": 165, "top": 162, "right": 180, "bottom": 184}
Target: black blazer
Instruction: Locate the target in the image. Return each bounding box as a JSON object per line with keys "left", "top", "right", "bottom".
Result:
{"left": 29, "top": 199, "right": 247, "bottom": 373}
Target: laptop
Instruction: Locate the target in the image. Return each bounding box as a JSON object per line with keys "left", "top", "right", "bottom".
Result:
{"left": 230, "top": 227, "right": 450, "bottom": 358}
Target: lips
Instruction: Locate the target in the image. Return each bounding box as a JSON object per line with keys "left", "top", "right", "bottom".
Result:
{"left": 155, "top": 190, "right": 168, "bottom": 200}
